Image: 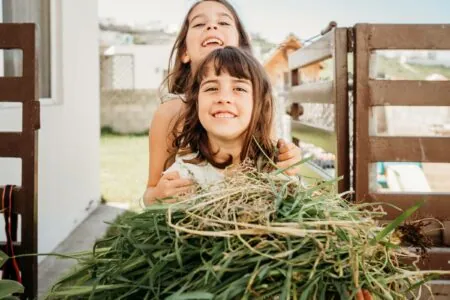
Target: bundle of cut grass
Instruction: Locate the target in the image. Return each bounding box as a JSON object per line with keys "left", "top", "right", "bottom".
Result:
{"left": 45, "top": 166, "right": 443, "bottom": 300}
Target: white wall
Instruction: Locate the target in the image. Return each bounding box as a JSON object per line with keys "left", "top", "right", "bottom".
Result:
{"left": 0, "top": 0, "right": 100, "bottom": 255}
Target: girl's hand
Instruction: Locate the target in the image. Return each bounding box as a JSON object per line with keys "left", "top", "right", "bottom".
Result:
{"left": 356, "top": 290, "right": 373, "bottom": 300}
{"left": 151, "top": 171, "right": 193, "bottom": 204}
{"left": 276, "top": 139, "right": 302, "bottom": 176}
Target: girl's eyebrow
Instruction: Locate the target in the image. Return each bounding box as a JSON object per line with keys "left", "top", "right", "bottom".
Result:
{"left": 219, "top": 12, "right": 234, "bottom": 21}
{"left": 200, "top": 79, "right": 218, "bottom": 87}
{"left": 233, "top": 78, "right": 251, "bottom": 85}
{"left": 190, "top": 12, "right": 233, "bottom": 23}
{"left": 200, "top": 78, "right": 250, "bottom": 87}
{"left": 190, "top": 13, "right": 206, "bottom": 23}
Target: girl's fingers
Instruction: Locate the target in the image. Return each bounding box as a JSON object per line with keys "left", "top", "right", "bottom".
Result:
{"left": 161, "top": 179, "right": 194, "bottom": 198}
{"left": 161, "top": 197, "right": 178, "bottom": 204}
{"left": 277, "top": 141, "right": 301, "bottom": 162}
{"left": 277, "top": 139, "right": 294, "bottom": 153}
{"left": 276, "top": 160, "right": 291, "bottom": 169}
{"left": 277, "top": 166, "right": 300, "bottom": 176}
{"left": 277, "top": 147, "right": 297, "bottom": 162}
{"left": 277, "top": 159, "right": 300, "bottom": 173}
{"left": 356, "top": 290, "right": 364, "bottom": 300}
{"left": 362, "top": 290, "right": 373, "bottom": 300}
{"left": 355, "top": 290, "right": 372, "bottom": 300}
{"left": 162, "top": 171, "right": 180, "bottom": 180}
{"left": 169, "top": 178, "right": 194, "bottom": 188}
{"left": 277, "top": 138, "right": 286, "bottom": 150}
{"left": 175, "top": 185, "right": 194, "bottom": 195}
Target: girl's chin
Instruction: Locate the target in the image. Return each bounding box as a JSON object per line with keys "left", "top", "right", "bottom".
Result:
{"left": 208, "top": 131, "right": 244, "bottom": 141}
{"left": 202, "top": 45, "right": 225, "bottom": 55}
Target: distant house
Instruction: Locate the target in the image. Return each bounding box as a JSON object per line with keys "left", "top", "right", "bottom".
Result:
{"left": 100, "top": 30, "right": 134, "bottom": 46}
{"left": 263, "top": 34, "right": 323, "bottom": 92}
{"left": 99, "top": 44, "right": 174, "bottom": 134}
{"left": 100, "top": 44, "right": 172, "bottom": 90}
{"left": 262, "top": 34, "right": 324, "bottom": 141}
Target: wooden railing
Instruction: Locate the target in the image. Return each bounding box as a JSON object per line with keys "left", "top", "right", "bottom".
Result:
{"left": 288, "top": 26, "right": 350, "bottom": 194}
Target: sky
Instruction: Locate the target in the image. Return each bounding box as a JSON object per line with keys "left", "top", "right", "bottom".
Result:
{"left": 98, "top": 0, "right": 450, "bottom": 43}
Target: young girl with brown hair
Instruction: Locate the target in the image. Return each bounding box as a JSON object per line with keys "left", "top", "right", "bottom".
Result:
{"left": 145, "top": 46, "right": 275, "bottom": 201}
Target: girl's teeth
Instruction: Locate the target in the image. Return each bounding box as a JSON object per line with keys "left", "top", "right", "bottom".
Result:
{"left": 203, "top": 39, "right": 222, "bottom": 46}
{"left": 214, "top": 113, "right": 235, "bottom": 118}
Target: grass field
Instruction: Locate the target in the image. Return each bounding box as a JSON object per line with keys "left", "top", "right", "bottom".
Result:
{"left": 100, "top": 132, "right": 148, "bottom": 209}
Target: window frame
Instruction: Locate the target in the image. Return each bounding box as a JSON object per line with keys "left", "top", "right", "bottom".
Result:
{"left": 0, "top": 0, "right": 62, "bottom": 108}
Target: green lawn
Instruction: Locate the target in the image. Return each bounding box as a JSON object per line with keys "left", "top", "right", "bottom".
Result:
{"left": 377, "top": 55, "right": 450, "bottom": 80}
{"left": 100, "top": 133, "right": 148, "bottom": 209}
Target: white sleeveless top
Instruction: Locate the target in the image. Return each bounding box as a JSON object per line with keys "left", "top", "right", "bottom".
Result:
{"left": 164, "top": 153, "right": 224, "bottom": 186}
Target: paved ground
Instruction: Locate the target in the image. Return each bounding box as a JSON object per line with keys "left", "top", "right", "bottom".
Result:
{"left": 38, "top": 203, "right": 128, "bottom": 299}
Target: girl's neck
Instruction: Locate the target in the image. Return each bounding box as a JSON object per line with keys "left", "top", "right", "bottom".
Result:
{"left": 208, "top": 135, "right": 243, "bottom": 165}
{"left": 190, "top": 60, "right": 201, "bottom": 74}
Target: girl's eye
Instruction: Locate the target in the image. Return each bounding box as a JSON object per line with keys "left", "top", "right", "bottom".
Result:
{"left": 219, "top": 22, "right": 231, "bottom": 26}
{"left": 192, "top": 23, "right": 205, "bottom": 28}
{"left": 204, "top": 87, "right": 218, "bottom": 92}
{"left": 235, "top": 87, "right": 248, "bottom": 92}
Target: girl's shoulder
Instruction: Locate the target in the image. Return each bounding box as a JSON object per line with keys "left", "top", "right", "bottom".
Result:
{"left": 160, "top": 93, "right": 186, "bottom": 104}
{"left": 153, "top": 94, "right": 186, "bottom": 121}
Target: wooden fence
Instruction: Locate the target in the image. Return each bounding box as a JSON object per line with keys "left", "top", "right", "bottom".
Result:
{"left": 288, "top": 23, "right": 450, "bottom": 296}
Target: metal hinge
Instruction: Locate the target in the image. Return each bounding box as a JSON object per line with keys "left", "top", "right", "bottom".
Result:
{"left": 32, "top": 101, "right": 40, "bottom": 130}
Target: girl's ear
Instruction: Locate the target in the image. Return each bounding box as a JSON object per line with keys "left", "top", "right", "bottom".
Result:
{"left": 182, "top": 52, "right": 191, "bottom": 64}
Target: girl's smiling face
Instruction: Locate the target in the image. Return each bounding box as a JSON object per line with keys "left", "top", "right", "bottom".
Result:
{"left": 175, "top": 47, "right": 274, "bottom": 169}
{"left": 198, "top": 64, "right": 253, "bottom": 143}
{"left": 184, "top": 1, "right": 240, "bottom": 69}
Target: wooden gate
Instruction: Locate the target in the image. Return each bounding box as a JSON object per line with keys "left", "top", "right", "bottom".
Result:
{"left": 0, "top": 23, "right": 40, "bottom": 299}
{"left": 288, "top": 23, "right": 450, "bottom": 296}
{"left": 353, "top": 24, "right": 450, "bottom": 294}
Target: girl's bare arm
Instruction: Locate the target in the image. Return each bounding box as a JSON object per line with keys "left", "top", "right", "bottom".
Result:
{"left": 143, "top": 98, "right": 186, "bottom": 205}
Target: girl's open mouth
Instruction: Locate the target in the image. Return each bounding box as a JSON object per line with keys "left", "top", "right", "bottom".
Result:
{"left": 202, "top": 37, "right": 224, "bottom": 47}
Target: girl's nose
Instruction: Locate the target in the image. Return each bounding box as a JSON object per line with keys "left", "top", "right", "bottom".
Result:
{"left": 218, "top": 93, "right": 232, "bottom": 104}
{"left": 207, "top": 24, "right": 218, "bottom": 30}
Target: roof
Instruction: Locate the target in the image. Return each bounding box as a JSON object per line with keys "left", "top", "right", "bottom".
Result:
{"left": 263, "top": 33, "right": 302, "bottom": 66}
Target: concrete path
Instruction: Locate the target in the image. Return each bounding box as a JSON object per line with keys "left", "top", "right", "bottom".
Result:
{"left": 38, "top": 203, "right": 128, "bottom": 299}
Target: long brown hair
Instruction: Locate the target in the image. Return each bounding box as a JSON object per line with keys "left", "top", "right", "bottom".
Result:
{"left": 172, "top": 46, "right": 275, "bottom": 169}
{"left": 164, "top": 0, "right": 252, "bottom": 95}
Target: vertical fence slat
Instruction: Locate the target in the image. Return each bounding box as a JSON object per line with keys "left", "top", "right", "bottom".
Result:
{"left": 0, "top": 23, "right": 39, "bottom": 300}
{"left": 334, "top": 28, "right": 350, "bottom": 194}
{"left": 354, "top": 24, "right": 371, "bottom": 201}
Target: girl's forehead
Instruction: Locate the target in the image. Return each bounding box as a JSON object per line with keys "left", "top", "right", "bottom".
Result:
{"left": 201, "top": 65, "right": 230, "bottom": 79}
{"left": 200, "top": 68, "right": 252, "bottom": 85}
{"left": 200, "top": 61, "right": 252, "bottom": 82}
{"left": 189, "top": 1, "right": 235, "bottom": 22}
